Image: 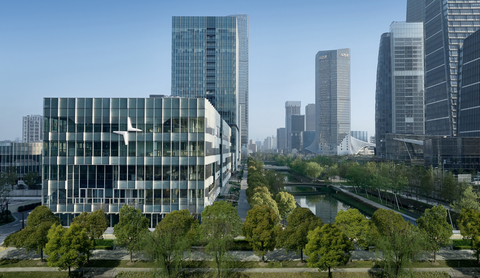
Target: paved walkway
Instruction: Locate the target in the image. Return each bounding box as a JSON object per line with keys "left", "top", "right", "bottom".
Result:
{"left": 237, "top": 166, "right": 249, "bottom": 222}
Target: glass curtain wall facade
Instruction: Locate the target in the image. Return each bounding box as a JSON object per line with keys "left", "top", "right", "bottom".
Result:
{"left": 42, "top": 97, "right": 231, "bottom": 227}
{"left": 458, "top": 29, "right": 480, "bottom": 136}
{"left": 305, "top": 103, "right": 315, "bottom": 132}
{"left": 276, "top": 128, "right": 286, "bottom": 152}
{"left": 291, "top": 115, "right": 305, "bottom": 151}
{"left": 285, "top": 101, "right": 301, "bottom": 152}
{"left": 171, "top": 15, "right": 248, "bottom": 170}
{"left": 390, "top": 22, "right": 425, "bottom": 135}
{"left": 307, "top": 49, "right": 351, "bottom": 155}
{"left": 424, "top": 0, "right": 480, "bottom": 136}
{"left": 375, "top": 33, "right": 393, "bottom": 158}
{"left": 0, "top": 141, "right": 42, "bottom": 180}
{"left": 407, "top": 0, "right": 426, "bottom": 23}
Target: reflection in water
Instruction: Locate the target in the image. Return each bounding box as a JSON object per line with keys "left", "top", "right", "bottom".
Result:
{"left": 288, "top": 187, "right": 351, "bottom": 224}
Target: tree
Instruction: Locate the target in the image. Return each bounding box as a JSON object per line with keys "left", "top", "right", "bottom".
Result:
{"left": 334, "top": 208, "right": 370, "bottom": 249}
{"left": 451, "top": 185, "right": 480, "bottom": 212}
{"left": 457, "top": 209, "right": 480, "bottom": 263}
{"left": 249, "top": 186, "right": 280, "bottom": 217}
{"left": 4, "top": 205, "right": 60, "bottom": 261}
{"left": 141, "top": 209, "right": 198, "bottom": 278}
{"left": 72, "top": 210, "right": 109, "bottom": 243}
{"left": 277, "top": 207, "right": 323, "bottom": 262}
{"left": 275, "top": 191, "right": 296, "bottom": 221}
{"left": 370, "top": 209, "right": 425, "bottom": 277}
{"left": 45, "top": 223, "right": 92, "bottom": 277}
{"left": 114, "top": 205, "right": 150, "bottom": 262}
{"left": 243, "top": 205, "right": 280, "bottom": 262}
{"left": 201, "top": 201, "right": 242, "bottom": 277}
{"left": 305, "top": 224, "right": 353, "bottom": 278}
{"left": 305, "top": 162, "right": 323, "bottom": 180}
{"left": 264, "top": 170, "right": 285, "bottom": 196}
{"left": 417, "top": 205, "right": 452, "bottom": 262}
{"left": 5, "top": 167, "right": 17, "bottom": 190}
{"left": 23, "top": 171, "right": 40, "bottom": 189}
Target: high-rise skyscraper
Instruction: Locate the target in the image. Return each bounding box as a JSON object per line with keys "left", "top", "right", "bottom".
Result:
{"left": 22, "top": 115, "right": 43, "bottom": 143}
{"left": 458, "top": 29, "right": 480, "bottom": 137}
{"left": 285, "top": 101, "right": 301, "bottom": 152}
{"left": 305, "top": 103, "right": 315, "bottom": 132}
{"left": 375, "top": 22, "right": 424, "bottom": 157}
{"left": 171, "top": 15, "right": 249, "bottom": 169}
{"left": 424, "top": 1, "right": 480, "bottom": 136}
{"left": 307, "top": 49, "right": 351, "bottom": 155}
{"left": 291, "top": 114, "right": 305, "bottom": 151}
{"left": 276, "top": 128, "right": 286, "bottom": 152}
{"left": 406, "top": 0, "right": 425, "bottom": 23}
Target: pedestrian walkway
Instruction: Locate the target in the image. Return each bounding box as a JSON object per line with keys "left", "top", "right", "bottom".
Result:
{"left": 237, "top": 166, "right": 249, "bottom": 222}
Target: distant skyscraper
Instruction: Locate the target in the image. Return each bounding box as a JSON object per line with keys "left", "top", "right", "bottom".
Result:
{"left": 22, "top": 115, "right": 43, "bottom": 143}
{"left": 375, "top": 33, "right": 392, "bottom": 158}
{"left": 277, "top": 128, "right": 286, "bottom": 152}
{"left": 458, "top": 29, "right": 480, "bottom": 137}
{"left": 424, "top": 1, "right": 480, "bottom": 136}
{"left": 305, "top": 103, "right": 315, "bottom": 132}
{"left": 285, "top": 101, "right": 301, "bottom": 152}
{"left": 291, "top": 115, "right": 305, "bottom": 151}
{"left": 406, "top": 0, "right": 425, "bottom": 23}
{"left": 171, "top": 15, "right": 249, "bottom": 169}
{"left": 307, "top": 49, "right": 351, "bottom": 155}
{"left": 351, "top": 131, "right": 368, "bottom": 142}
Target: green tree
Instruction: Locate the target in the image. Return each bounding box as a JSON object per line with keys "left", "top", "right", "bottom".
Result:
{"left": 243, "top": 205, "right": 280, "bottom": 262}
{"left": 201, "top": 201, "right": 242, "bottom": 277}
{"left": 371, "top": 209, "right": 425, "bottom": 277}
{"left": 249, "top": 186, "right": 280, "bottom": 217}
{"left": 4, "top": 205, "right": 60, "bottom": 261}
{"left": 45, "top": 223, "right": 93, "bottom": 277}
{"left": 276, "top": 207, "right": 323, "bottom": 262}
{"left": 335, "top": 208, "right": 370, "bottom": 249}
{"left": 72, "top": 209, "right": 109, "bottom": 263}
{"left": 305, "top": 224, "right": 353, "bottom": 278}
{"left": 304, "top": 162, "right": 323, "bottom": 181}
{"left": 141, "top": 209, "right": 198, "bottom": 278}
{"left": 451, "top": 185, "right": 480, "bottom": 212}
{"left": 457, "top": 209, "right": 480, "bottom": 263}
{"left": 275, "top": 191, "right": 296, "bottom": 221}
{"left": 417, "top": 205, "right": 452, "bottom": 262}
{"left": 264, "top": 170, "right": 285, "bottom": 196}
{"left": 22, "top": 171, "right": 40, "bottom": 189}
{"left": 114, "top": 205, "right": 150, "bottom": 262}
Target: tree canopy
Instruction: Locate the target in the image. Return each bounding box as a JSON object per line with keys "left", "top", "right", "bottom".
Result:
{"left": 275, "top": 192, "right": 296, "bottom": 221}
{"left": 305, "top": 224, "right": 353, "bottom": 278}
{"left": 458, "top": 208, "right": 480, "bottom": 263}
{"left": 72, "top": 209, "right": 109, "bottom": 242}
{"left": 243, "top": 205, "right": 280, "bottom": 262}
{"left": 276, "top": 207, "right": 323, "bottom": 262}
{"left": 249, "top": 186, "right": 280, "bottom": 217}
{"left": 417, "top": 205, "right": 452, "bottom": 262}
{"left": 334, "top": 208, "right": 370, "bottom": 249}
{"left": 45, "top": 223, "right": 92, "bottom": 277}
{"left": 114, "top": 205, "right": 150, "bottom": 262}
{"left": 451, "top": 185, "right": 480, "bottom": 212}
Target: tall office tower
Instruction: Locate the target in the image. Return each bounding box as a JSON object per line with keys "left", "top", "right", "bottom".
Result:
{"left": 305, "top": 103, "right": 315, "bottom": 132}
{"left": 306, "top": 49, "right": 351, "bottom": 155}
{"left": 291, "top": 115, "right": 305, "bottom": 151}
{"left": 276, "top": 128, "right": 286, "bottom": 152}
{"left": 375, "top": 33, "right": 392, "bottom": 158}
{"left": 458, "top": 29, "right": 480, "bottom": 137}
{"left": 406, "top": 0, "right": 425, "bottom": 23}
{"left": 22, "top": 115, "right": 43, "bottom": 143}
{"left": 285, "top": 101, "right": 301, "bottom": 152}
{"left": 171, "top": 15, "right": 249, "bottom": 170}
{"left": 375, "top": 23, "right": 425, "bottom": 157}
{"left": 424, "top": 0, "right": 480, "bottom": 136}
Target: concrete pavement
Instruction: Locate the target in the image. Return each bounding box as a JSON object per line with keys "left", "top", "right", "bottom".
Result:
{"left": 237, "top": 167, "right": 249, "bottom": 222}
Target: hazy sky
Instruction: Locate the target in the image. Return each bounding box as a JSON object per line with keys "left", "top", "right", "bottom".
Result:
{"left": 0, "top": 1, "right": 407, "bottom": 142}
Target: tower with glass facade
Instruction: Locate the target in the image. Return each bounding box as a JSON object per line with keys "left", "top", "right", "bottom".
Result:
{"left": 171, "top": 15, "right": 248, "bottom": 169}
{"left": 305, "top": 103, "right": 315, "bottom": 132}
{"left": 307, "top": 49, "right": 351, "bottom": 155}
{"left": 42, "top": 96, "right": 231, "bottom": 227}
{"left": 23, "top": 115, "right": 43, "bottom": 143}
{"left": 424, "top": 0, "right": 480, "bottom": 136}
{"left": 285, "top": 101, "right": 301, "bottom": 152}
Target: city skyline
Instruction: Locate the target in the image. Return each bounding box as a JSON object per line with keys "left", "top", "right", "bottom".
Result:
{"left": 0, "top": 1, "right": 408, "bottom": 142}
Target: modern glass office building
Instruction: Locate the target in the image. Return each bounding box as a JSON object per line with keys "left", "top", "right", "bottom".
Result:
{"left": 22, "top": 115, "right": 43, "bottom": 143}
{"left": 307, "top": 49, "right": 351, "bottom": 155}
{"left": 424, "top": 0, "right": 480, "bottom": 136}
{"left": 458, "top": 29, "right": 480, "bottom": 137}
{"left": 42, "top": 96, "right": 231, "bottom": 227}
{"left": 0, "top": 141, "right": 42, "bottom": 181}
{"left": 406, "top": 0, "right": 425, "bottom": 23}
{"left": 285, "top": 101, "right": 301, "bottom": 152}
{"left": 305, "top": 103, "right": 315, "bottom": 132}
{"left": 171, "top": 15, "right": 248, "bottom": 169}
